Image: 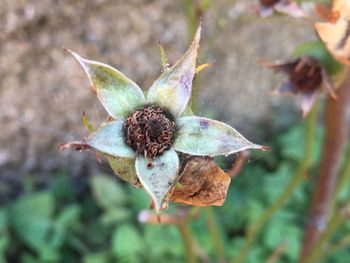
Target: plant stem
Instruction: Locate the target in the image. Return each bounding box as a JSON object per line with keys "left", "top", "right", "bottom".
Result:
{"left": 303, "top": 138, "right": 350, "bottom": 262}
{"left": 182, "top": 0, "right": 201, "bottom": 41}
{"left": 266, "top": 242, "right": 288, "bottom": 263}
{"left": 331, "top": 140, "right": 350, "bottom": 212}
{"left": 204, "top": 207, "right": 226, "bottom": 262}
{"left": 228, "top": 152, "right": 249, "bottom": 178}
{"left": 299, "top": 70, "right": 350, "bottom": 262}
{"left": 177, "top": 220, "right": 197, "bottom": 263}
{"left": 231, "top": 102, "right": 319, "bottom": 263}
{"left": 328, "top": 232, "right": 350, "bottom": 254}
{"left": 304, "top": 208, "right": 344, "bottom": 263}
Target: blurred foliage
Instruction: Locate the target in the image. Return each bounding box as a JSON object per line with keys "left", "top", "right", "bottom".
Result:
{"left": 0, "top": 119, "right": 349, "bottom": 263}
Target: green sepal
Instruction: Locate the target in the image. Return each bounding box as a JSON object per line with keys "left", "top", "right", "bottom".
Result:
{"left": 107, "top": 156, "right": 140, "bottom": 187}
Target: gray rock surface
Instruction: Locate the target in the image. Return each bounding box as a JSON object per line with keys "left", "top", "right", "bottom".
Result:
{"left": 0, "top": 0, "right": 312, "bottom": 178}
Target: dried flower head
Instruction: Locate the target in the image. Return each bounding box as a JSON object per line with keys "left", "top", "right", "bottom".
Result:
{"left": 254, "top": 0, "right": 305, "bottom": 17}
{"left": 62, "top": 25, "right": 268, "bottom": 211}
{"left": 265, "top": 56, "right": 336, "bottom": 117}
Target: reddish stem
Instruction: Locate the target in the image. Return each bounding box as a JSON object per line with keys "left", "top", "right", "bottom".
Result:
{"left": 299, "top": 70, "right": 350, "bottom": 262}
{"left": 228, "top": 151, "right": 249, "bottom": 178}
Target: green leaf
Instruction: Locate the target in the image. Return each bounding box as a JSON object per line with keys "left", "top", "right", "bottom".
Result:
{"left": 50, "top": 173, "right": 76, "bottom": 203}
{"left": 0, "top": 210, "right": 9, "bottom": 261}
{"left": 39, "top": 245, "right": 60, "bottom": 263}
{"left": 112, "top": 224, "right": 144, "bottom": 260}
{"left": 174, "top": 116, "right": 265, "bottom": 156}
{"left": 263, "top": 219, "right": 301, "bottom": 261}
{"left": 262, "top": 163, "right": 293, "bottom": 203}
{"left": 83, "top": 252, "right": 108, "bottom": 263}
{"left": 66, "top": 49, "right": 145, "bottom": 119}
{"left": 135, "top": 148, "right": 179, "bottom": 211}
{"left": 128, "top": 186, "right": 150, "bottom": 211}
{"left": 8, "top": 192, "right": 55, "bottom": 251}
{"left": 91, "top": 174, "right": 126, "bottom": 209}
{"left": 278, "top": 124, "right": 323, "bottom": 164}
{"left": 87, "top": 120, "right": 135, "bottom": 158}
{"left": 144, "top": 225, "right": 182, "bottom": 260}
{"left": 21, "top": 253, "right": 42, "bottom": 263}
{"left": 56, "top": 204, "right": 81, "bottom": 229}
{"left": 147, "top": 25, "right": 201, "bottom": 117}
{"left": 100, "top": 207, "right": 131, "bottom": 226}
{"left": 107, "top": 156, "right": 139, "bottom": 186}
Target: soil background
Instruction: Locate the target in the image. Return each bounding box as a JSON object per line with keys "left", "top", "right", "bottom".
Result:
{"left": 0, "top": 0, "right": 312, "bottom": 179}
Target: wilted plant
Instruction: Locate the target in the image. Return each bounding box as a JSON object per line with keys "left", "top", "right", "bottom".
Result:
{"left": 253, "top": 0, "right": 305, "bottom": 17}
{"left": 264, "top": 51, "right": 336, "bottom": 117}
{"left": 57, "top": 1, "right": 350, "bottom": 262}
{"left": 61, "top": 24, "right": 268, "bottom": 212}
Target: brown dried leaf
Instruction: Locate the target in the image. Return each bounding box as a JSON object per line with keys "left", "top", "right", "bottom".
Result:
{"left": 315, "top": 0, "right": 350, "bottom": 66}
{"left": 170, "top": 156, "right": 231, "bottom": 206}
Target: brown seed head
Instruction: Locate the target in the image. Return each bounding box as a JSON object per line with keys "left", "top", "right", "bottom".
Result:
{"left": 260, "top": 0, "right": 280, "bottom": 7}
{"left": 290, "top": 57, "right": 322, "bottom": 93}
{"left": 123, "top": 106, "right": 176, "bottom": 160}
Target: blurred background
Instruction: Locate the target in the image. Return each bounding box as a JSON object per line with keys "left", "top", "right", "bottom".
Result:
{"left": 1, "top": 1, "right": 341, "bottom": 263}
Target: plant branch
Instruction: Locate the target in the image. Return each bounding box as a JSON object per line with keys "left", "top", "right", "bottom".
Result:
{"left": 331, "top": 140, "right": 350, "bottom": 212}
{"left": 303, "top": 206, "right": 348, "bottom": 263}
{"left": 303, "top": 137, "right": 350, "bottom": 262}
{"left": 266, "top": 242, "right": 288, "bottom": 263}
{"left": 328, "top": 231, "right": 350, "bottom": 255}
{"left": 228, "top": 151, "right": 249, "bottom": 178}
{"left": 299, "top": 70, "right": 350, "bottom": 262}
{"left": 232, "top": 102, "right": 319, "bottom": 263}
{"left": 204, "top": 207, "right": 226, "bottom": 262}
{"left": 177, "top": 219, "right": 197, "bottom": 263}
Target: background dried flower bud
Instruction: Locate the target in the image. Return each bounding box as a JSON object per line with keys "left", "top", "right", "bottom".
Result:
{"left": 264, "top": 53, "right": 336, "bottom": 117}
{"left": 255, "top": 0, "right": 305, "bottom": 17}
{"left": 290, "top": 57, "right": 322, "bottom": 93}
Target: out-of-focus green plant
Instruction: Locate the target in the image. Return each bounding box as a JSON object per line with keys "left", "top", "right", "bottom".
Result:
{"left": 2, "top": 118, "right": 350, "bottom": 263}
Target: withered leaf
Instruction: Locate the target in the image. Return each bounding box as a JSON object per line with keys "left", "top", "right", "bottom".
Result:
{"left": 315, "top": 0, "right": 350, "bottom": 66}
{"left": 170, "top": 156, "right": 231, "bottom": 206}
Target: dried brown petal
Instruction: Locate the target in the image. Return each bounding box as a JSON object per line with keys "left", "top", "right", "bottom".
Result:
{"left": 315, "top": 0, "right": 350, "bottom": 66}
{"left": 170, "top": 156, "right": 231, "bottom": 206}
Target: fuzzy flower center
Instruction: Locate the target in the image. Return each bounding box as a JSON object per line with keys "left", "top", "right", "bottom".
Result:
{"left": 260, "top": 0, "right": 279, "bottom": 7}
{"left": 290, "top": 57, "right": 322, "bottom": 93}
{"left": 123, "top": 106, "right": 176, "bottom": 160}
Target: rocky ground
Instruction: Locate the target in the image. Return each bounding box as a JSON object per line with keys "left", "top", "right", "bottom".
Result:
{"left": 0, "top": 0, "right": 312, "bottom": 179}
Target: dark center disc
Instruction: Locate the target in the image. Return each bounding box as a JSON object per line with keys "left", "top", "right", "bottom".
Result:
{"left": 123, "top": 106, "right": 176, "bottom": 160}
{"left": 290, "top": 57, "right": 322, "bottom": 93}
{"left": 260, "top": 0, "right": 279, "bottom": 7}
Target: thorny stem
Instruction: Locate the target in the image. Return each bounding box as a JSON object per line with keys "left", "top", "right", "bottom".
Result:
{"left": 204, "top": 207, "right": 226, "bottom": 262}
{"left": 299, "top": 70, "right": 350, "bottom": 262}
{"left": 177, "top": 220, "right": 198, "bottom": 263}
{"left": 232, "top": 102, "right": 319, "bottom": 263}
